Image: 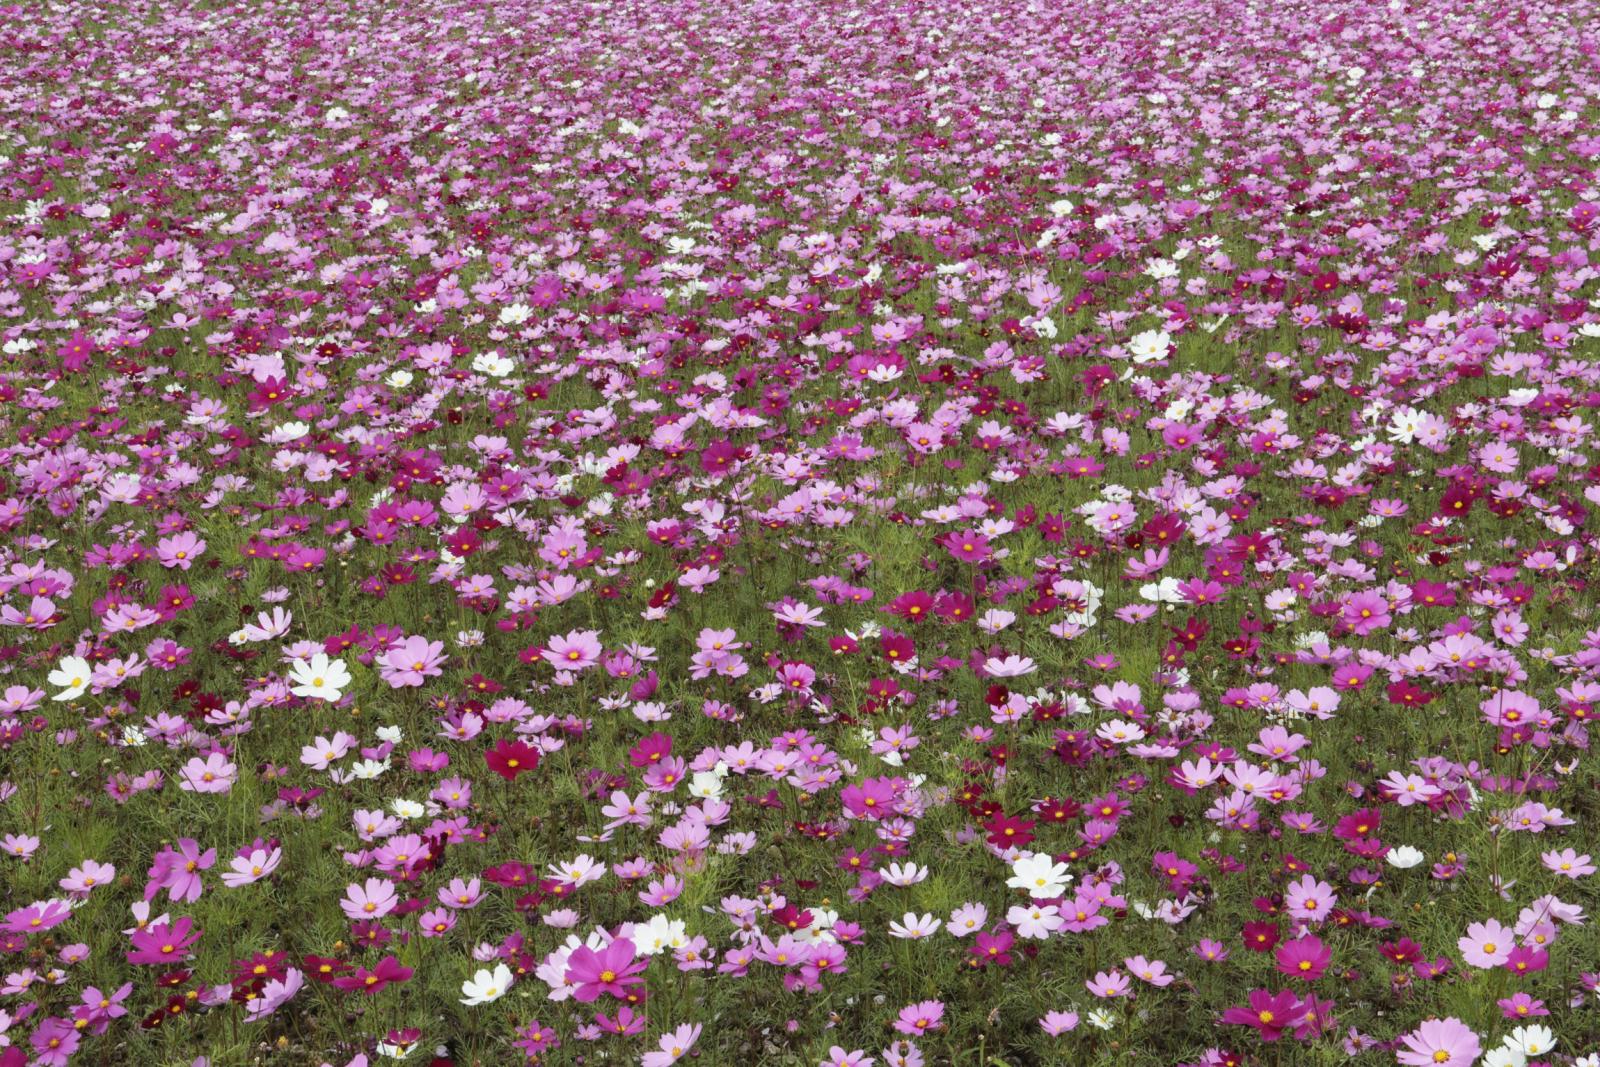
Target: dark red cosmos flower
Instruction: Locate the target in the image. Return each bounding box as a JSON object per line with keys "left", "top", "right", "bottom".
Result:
{"left": 303, "top": 955, "right": 351, "bottom": 983}
{"left": 879, "top": 630, "right": 914, "bottom": 663}
{"left": 983, "top": 813, "right": 1036, "bottom": 848}
{"left": 246, "top": 376, "right": 291, "bottom": 411}
{"left": 485, "top": 738, "right": 540, "bottom": 781}
{"left": 1242, "top": 921, "right": 1281, "bottom": 953}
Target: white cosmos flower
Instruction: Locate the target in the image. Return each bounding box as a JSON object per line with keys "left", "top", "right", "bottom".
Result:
{"left": 1483, "top": 1048, "right": 1526, "bottom": 1067}
{"left": 1504, "top": 1025, "right": 1555, "bottom": 1058}
{"left": 1145, "top": 258, "right": 1178, "bottom": 280}
{"left": 48, "top": 656, "right": 92, "bottom": 701}
{"left": 687, "top": 769, "right": 725, "bottom": 800}
{"left": 287, "top": 652, "right": 351, "bottom": 701}
{"left": 346, "top": 758, "right": 389, "bottom": 781}
{"left": 887, "top": 912, "right": 942, "bottom": 939}
{"left": 632, "top": 914, "right": 688, "bottom": 955}
{"left": 880, "top": 862, "right": 928, "bottom": 887}
{"left": 1140, "top": 577, "right": 1185, "bottom": 604}
{"left": 1386, "top": 406, "right": 1423, "bottom": 444}
{"left": 1008, "top": 853, "right": 1071, "bottom": 899}
{"left": 1386, "top": 845, "right": 1425, "bottom": 869}
{"left": 460, "top": 962, "right": 513, "bottom": 1006}
{"left": 472, "top": 352, "right": 514, "bottom": 378}
{"left": 1127, "top": 329, "right": 1171, "bottom": 364}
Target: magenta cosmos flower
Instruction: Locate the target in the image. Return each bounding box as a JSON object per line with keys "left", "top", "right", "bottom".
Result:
{"left": 1220, "top": 988, "right": 1308, "bottom": 1042}
{"left": 564, "top": 937, "right": 647, "bottom": 1002}
{"left": 125, "top": 917, "right": 202, "bottom": 965}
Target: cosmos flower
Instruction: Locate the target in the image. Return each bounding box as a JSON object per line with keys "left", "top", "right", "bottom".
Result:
{"left": 1394, "top": 1017, "right": 1482, "bottom": 1067}
{"left": 288, "top": 653, "right": 352, "bottom": 701}
{"left": 460, "top": 963, "right": 514, "bottom": 1006}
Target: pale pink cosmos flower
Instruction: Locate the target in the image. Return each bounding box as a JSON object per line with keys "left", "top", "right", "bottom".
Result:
{"left": 177, "top": 753, "right": 237, "bottom": 794}
{"left": 341, "top": 877, "right": 398, "bottom": 921}
{"left": 59, "top": 860, "right": 115, "bottom": 896}
{"left": 640, "top": 1023, "right": 701, "bottom": 1067}
{"left": 221, "top": 848, "right": 281, "bottom": 888}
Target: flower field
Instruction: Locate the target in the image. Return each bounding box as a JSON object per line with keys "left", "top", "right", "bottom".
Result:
{"left": 3, "top": 0, "right": 1600, "bottom": 1063}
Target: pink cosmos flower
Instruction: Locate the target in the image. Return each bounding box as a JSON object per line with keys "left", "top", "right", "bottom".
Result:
{"left": 3, "top": 834, "right": 39, "bottom": 860}
{"left": 1124, "top": 956, "right": 1174, "bottom": 987}
{"left": 1457, "top": 919, "right": 1513, "bottom": 968}
{"left": 1284, "top": 874, "right": 1336, "bottom": 922}
{"left": 641, "top": 1023, "right": 701, "bottom": 1067}
{"left": 892, "top": 1000, "right": 945, "bottom": 1036}
{"left": 380, "top": 635, "right": 447, "bottom": 687}
{"left": 438, "top": 877, "right": 483, "bottom": 910}
{"left": 1085, "top": 970, "right": 1132, "bottom": 998}
{"left": 542, "top": 629, "right": 603, "bottom": 672}
{"left": 1541, "top": 848, "right": 1595, "bottom": 878}
{"left": 1394, "top": 1017, "right": 1481, "bottom": 1067}
{"left": 156, "top": 531, "right": 206, "bottom": 570}
{"left": 29, "top": 1018, "right": 80, "bottom": 1066}
{"left": 1039, "top": 1011, "right": 1079, "bottom": 1036}
{"left": 3, "top": 899, "right": 73, "bottom": 935}
{"left": 144, "top": 839, "right": 215, "bottom": 904}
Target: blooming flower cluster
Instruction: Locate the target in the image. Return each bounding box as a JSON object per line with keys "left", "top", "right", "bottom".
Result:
{"left": 1, "top": 0, "right": 1599, "bottom": 1063}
